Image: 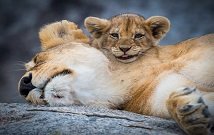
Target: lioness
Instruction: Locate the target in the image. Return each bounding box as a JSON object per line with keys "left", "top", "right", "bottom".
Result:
{"left": 18, "top": 14, "right": 214, "bottom": 135}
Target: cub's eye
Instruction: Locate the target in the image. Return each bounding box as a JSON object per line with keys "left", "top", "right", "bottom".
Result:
{"left": 134, "top": 33, "right": 144, "bottom": 39}
{"left": 110, "top": 33, "right": 119, "bottom": 39}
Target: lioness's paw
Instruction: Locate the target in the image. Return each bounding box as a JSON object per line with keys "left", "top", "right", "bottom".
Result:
{"left": 167, "top": 87, "right": 214, "bottom": 135}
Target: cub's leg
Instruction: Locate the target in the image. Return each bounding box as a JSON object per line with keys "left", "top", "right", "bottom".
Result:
{"left": 167, "top": 87, "right": 214, "bottom": 135}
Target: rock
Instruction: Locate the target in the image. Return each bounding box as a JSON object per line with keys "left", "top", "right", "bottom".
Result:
{"left": 0, "top": 103, "right": 184, "bottom": 135}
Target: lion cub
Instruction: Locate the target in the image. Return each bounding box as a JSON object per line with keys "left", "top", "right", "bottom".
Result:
{"left": 19, "top": 14, "right": 214, "bottom": 135}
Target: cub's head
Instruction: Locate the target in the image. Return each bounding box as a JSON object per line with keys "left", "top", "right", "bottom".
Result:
{"left": 85, "top": 13, "right": 170, "bottom": 63}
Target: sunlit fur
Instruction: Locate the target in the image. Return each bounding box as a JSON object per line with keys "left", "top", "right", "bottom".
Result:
{"left": 19, "top": 14, "right": 214, "bottom": 135}
{"left": 39, "top": 20, "right": 89, "bottom": 50}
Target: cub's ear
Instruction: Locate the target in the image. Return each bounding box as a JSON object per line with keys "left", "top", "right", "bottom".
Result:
{"left": 84, "top": 17, "right": 111, "bottom": 38}
{"left": 39, "top": 20, "right": 89, "bottom": 51}
{"left": 145, "top": 16, "right": 170, "bottom": 41}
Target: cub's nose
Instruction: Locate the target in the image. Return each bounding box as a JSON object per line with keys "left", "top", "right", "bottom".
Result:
{"left": 19, "top": 73, "right": 36, "bottom": 97}
{"left": 119, "top": 45, "right": 131, "bottom": 53}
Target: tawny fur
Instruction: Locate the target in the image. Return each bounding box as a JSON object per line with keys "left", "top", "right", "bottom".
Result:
{"left": 39, "top": 20, "right": 89, "bottom": 50}
{"left": 19, "top": 14, "right": 214, "bottom": 135}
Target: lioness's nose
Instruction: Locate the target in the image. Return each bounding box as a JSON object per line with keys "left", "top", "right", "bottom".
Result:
{"left": 19, "top": 73, "right": 36, "bottom": 97}
{"left": 119, "top": 45, "right": 131, "bottom": 53}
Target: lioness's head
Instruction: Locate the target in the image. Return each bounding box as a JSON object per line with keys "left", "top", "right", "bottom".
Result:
{"left": 18, "top": 20, "right": 91, "bottom": 105}
{"left": 85, "top": 13, "right": 170, "bottom": 63}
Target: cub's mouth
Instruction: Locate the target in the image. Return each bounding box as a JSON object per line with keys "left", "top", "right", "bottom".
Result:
{"left": 116, "top": 54, "right": 138, "bottom": 60}
{"left": 115, "top": 54, "right": 139, "bottom": 63}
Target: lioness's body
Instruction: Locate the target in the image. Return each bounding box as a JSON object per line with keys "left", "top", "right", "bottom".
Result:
{"left": 19, "top": 15, "right": 214, "bottom": 135}
{"left": 110, "top": 35, "right": 214, "bottom": 118}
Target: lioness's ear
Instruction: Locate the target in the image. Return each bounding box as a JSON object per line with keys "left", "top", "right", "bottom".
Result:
{"left": 84, "top": 17, "right": 111, "bottom": 38}
{"left": 39, "top": 20, "right": 89, "bottom": 51}
{"left": 145, "top": 16, "right": 170, "bottom": 41}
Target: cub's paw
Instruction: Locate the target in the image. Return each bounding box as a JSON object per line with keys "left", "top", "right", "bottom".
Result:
{"left": 167, "top": 87, "right": 214, "bottom": 135}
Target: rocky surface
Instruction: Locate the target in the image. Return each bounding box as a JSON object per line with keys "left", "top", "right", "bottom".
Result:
{"left": 0, "top": 103, "right": 184, "bottom": 135}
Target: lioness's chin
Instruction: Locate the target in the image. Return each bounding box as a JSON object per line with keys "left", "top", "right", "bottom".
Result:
{"left": 116, "top": 56, "right": 138, "bottom": 63}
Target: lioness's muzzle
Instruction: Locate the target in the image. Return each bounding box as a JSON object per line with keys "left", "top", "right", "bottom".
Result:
{"left": 19, "top": 73, "right": 36, "bottom": 97}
